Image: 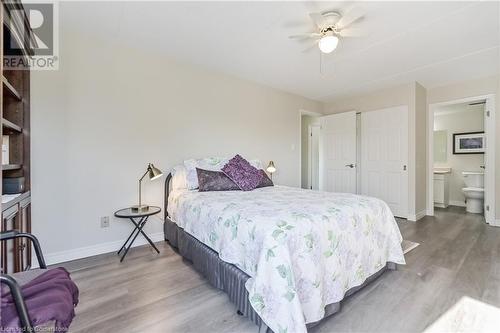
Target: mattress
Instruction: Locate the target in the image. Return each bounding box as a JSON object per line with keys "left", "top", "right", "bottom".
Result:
{"left": 167, "top": 186, "right": 405, "bottom": 333}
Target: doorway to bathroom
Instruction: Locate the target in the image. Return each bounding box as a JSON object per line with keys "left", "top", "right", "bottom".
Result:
{"left": 428, "top": 95, "right": 496, "bottom": 226}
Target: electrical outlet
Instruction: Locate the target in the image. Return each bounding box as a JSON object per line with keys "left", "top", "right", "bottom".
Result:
{"left": 100, "top": 216, "right": 110, "bottom": 228}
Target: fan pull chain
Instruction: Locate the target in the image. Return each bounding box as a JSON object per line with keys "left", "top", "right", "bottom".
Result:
{"left": 319, "top": 50, "right": 323, "bottom": 75}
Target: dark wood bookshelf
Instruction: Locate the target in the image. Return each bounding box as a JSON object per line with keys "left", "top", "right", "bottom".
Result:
{"left": 2, "top": 164, "right": 22, "bottom": 171}
{"left": 2, "top": 76, "right": 22, "bottom": 100}
{"left": 2, "top": 118, "right": 22, "bottom": 133}
{"left": 1, "top": 2, "right": 33, "bottom": 274}
{"left": 2, "top": 191, "right": 30, "bottom": 211}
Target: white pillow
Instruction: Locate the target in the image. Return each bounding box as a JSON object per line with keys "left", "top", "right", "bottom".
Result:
{"left": 183, "top": 157, "right": 263, "bottom": 190}
{"left": 171, "top": 165, "right": 188, "bottom": 190}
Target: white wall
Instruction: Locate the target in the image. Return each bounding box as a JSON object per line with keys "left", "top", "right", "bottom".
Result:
{"left": 414, "top": 83, "right": 428, "bottom": 217}
{"left": 31, "top": 28, "right": 321, "bottom": 262}
{"left": 434, "top": 108, "right": 485, "bottom": 205}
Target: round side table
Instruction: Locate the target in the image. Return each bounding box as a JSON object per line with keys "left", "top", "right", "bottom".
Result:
{"left": 114, "top": 206, "right": 161, "bottom": 262}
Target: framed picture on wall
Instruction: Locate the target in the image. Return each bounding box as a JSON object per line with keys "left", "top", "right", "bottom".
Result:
{"left": 453, "top": 131, "right": 485, "bottom": 154}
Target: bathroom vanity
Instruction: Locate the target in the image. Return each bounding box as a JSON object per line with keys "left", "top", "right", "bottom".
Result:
{"left": 434, "top": 167, "right": 451, "bottom": 208}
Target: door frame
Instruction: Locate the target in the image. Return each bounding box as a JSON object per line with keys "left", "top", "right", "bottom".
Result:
{"left": 299, "top": 109, "right": 322, "bottom": 187}
{"left": 308, "top": 124, "right": 321, "bottom": 190}
{"left": 427, "top": 94, "right": 496, "bottom": 225}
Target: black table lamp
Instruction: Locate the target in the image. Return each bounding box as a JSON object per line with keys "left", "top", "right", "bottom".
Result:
{"left": 132, "top": 163, "right": 163, "bottom": 212}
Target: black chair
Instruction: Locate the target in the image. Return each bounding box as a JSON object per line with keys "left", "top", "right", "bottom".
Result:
{"left": 0, "top": 230, "right": 47, "bottom": 333}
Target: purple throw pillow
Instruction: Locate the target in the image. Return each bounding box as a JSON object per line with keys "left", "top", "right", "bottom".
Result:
{"left": 222, "top": 155, "right": 263, "bottom": 191}
{"left": 257, "top": 170, "right": 274, "bottom": 188}
{"left": 196, "top": 168, "right": 240, "bottom": 192}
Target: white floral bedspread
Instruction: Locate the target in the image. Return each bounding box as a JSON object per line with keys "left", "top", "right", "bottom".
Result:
{"left": 168, "top": 186, "right": 405, "bottom": 333}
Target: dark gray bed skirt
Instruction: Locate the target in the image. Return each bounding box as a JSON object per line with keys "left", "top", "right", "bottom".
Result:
{"left": 164, "top": 218, "right": 396, "bottom": 332}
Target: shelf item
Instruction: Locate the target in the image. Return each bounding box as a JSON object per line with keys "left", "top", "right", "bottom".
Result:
{"left": 2, "top": 76, "right": 22, "bottom": 100}
{"left": 3, "top": 176, "right": 25, "bottom": 194}
{"left": 2, "top": 164, "right": 22, "bottom": 171}
{"left": 2, "top": 135, "right": 9, "bottom": 164}
{"left": 2, "top": 118, "right": 22, "bottom": 133}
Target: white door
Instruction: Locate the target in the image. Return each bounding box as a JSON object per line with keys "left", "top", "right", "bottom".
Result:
{"left": 484, "top": 98, "right": 496, "bottom": 225}
{"left": 361, "top": 106, "right": 409, "bottom": 218}
{"left": 319, "top": 111, "right": 357, "bottom": 193}
{"left": 309, "top": 125, "right": 320, "bottom": 190}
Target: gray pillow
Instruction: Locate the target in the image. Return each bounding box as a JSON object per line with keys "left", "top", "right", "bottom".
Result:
{"left": 257, "top": 170, "right": 274, "bottom": 188}
{"left": 196, "top": 168, "right": 240, "bottom": 192}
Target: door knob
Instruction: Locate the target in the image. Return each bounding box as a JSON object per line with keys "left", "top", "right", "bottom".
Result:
{"left": 345, "top": 164, "right": 355, "bottom": 168}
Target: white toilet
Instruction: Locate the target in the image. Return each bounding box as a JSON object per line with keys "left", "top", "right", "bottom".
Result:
{"left": 462, "top": 172, "right": 484, "bottom": 214}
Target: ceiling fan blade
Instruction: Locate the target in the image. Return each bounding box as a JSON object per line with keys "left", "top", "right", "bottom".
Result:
{"left": 289, "top": 33, "right": 321, "bottom": 40}
{"left": 302, "top": 40, "right": 319, "bottom": 53}
{"left": 337, "top": 6, "right": 365, "bottom": 30}
{"left": 338, "top": 28, "right": 365, "bottom": 37}
{"left": 309, "top": 12, "right": 326, "bottom": 29}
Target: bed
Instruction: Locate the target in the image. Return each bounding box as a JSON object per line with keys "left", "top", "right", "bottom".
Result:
{"left": 163, "top": 171, "right": 405, "bottom": 333}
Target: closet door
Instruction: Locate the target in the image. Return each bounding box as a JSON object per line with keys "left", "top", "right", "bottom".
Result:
{"left": 361, "top": 106, "right": 409, "bottom": 218}
{"left": 319, "top": 111, "right": 357, "bottom": 193}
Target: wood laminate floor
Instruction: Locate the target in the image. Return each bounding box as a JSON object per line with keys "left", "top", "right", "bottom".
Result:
{"left": 62, "top": 206, "right": 500, "bottom": 332}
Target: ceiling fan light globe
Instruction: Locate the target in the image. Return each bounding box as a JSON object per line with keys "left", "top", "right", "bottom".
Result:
{"left": 318, "top": 35, "right": 339, "bottom": 54}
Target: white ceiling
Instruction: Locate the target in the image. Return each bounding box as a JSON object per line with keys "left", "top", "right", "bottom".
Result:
{"left": 61, "top": 1, "right": 500, "bottom": 102}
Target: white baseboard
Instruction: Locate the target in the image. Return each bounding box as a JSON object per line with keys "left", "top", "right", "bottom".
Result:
{"left": 449, "top": 200, "right": 466, "bottom": 207}
{"left": 408, "top": 210, "right": 427, "bottom": 222}
{"left": 32, "top": 232, "right": 165, "bottom": 268}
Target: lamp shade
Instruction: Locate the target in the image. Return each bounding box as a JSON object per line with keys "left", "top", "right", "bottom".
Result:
{"left": 266, "top": 161, "right": 276, "bottom": 174}
{"left": 147, "top": 163, "right": 163, "bottom": 181}
{"left": 318, "top": 35, "right": 339, "bottom": 54}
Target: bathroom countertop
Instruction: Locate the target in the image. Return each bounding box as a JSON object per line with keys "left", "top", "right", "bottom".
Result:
{"left": 434, "top": 167, "right": 452, "bottom": 174}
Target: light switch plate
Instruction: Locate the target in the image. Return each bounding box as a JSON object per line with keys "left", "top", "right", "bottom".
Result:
{"left": 100, "top": 216, "right": 110, "bottom": 228}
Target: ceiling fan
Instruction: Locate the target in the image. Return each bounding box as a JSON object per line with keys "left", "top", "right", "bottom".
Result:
{"left": 289, "top": 8, "right": 365, "bottom": 54}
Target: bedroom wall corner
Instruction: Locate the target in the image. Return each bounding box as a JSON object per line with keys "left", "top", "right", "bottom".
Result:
{"left": 414, "top": 82, "right": 428, "bottom": 219}
{"left": 407, "top": 81, "right": 427, "bottom": 222}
